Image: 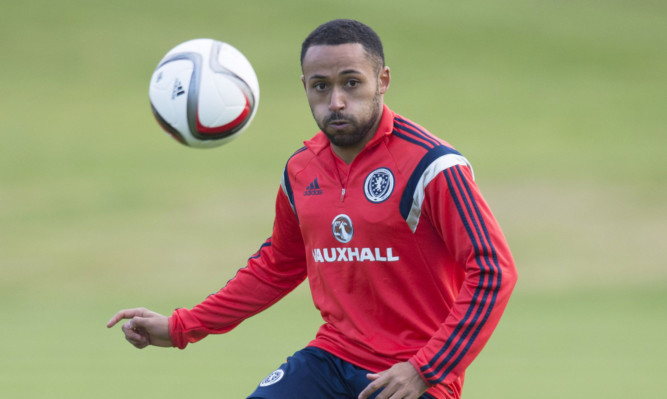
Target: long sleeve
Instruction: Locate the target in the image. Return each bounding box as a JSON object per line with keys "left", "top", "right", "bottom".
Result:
{"left": 409, "top": 164, "right": 517, "bottom": 386}
{"left": 169, "top": 188, "right": 307, "bottom": 349}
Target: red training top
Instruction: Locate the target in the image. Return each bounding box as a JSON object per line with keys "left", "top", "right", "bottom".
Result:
{"left": 169, "top": 105, "right": 517, "bottom": 398}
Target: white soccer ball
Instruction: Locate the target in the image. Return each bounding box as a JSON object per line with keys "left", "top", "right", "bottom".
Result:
{"left": 149, "top": 39, "right": 260, "bottom": 148}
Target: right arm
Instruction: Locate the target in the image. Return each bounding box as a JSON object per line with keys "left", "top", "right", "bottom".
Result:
{"left": 108, "top": 188, "right": 307, "bottom": 349}
{"left": 171, "top": 187, "right": 307, "bottom": 348}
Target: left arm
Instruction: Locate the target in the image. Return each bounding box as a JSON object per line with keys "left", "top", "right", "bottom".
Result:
{"left": 361, "top": 164, "right": 517, "bottom": 397}
{"left": 410, "top": 164, "right": 518, "bottom": 387}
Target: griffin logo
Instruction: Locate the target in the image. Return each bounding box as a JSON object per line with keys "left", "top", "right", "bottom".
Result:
{"left": 332, "top": 214, "right": 353, "bottom": 243}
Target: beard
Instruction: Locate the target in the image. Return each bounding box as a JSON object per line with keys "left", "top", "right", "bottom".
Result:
{"left": 315, "top": 91, "right": 382, "bottom": 148}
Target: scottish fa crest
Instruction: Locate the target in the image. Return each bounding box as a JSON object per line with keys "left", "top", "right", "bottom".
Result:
{"left": 259, "top": 369, "right": 285, "bottom": 387}
{"left": 364, "top": 167, "right": 394, "bottom": 203}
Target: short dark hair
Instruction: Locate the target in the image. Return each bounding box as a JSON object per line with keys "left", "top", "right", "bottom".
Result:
{"left": 300, "top": 19, "right": 385, "bottom": 71}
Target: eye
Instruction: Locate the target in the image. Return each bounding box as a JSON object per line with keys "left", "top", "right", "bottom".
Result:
{"left": 313, "top": 82, "right": 327, "bottom": 91}
{"left": 346, "top": 79, "right": 360, "bottom": 88}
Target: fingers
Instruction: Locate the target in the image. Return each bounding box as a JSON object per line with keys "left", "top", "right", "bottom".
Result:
{"left": 107, "top": 308, "right": 172, "bottom": 349}
{"left": 358, "top": 373, "right": 385, "bottom": 399}
{"left": 358, "top": 362, "right": 427, "bottom": 399}
{"left": 107, "top": 308, "right": 152, "bottom": 349}
{"left": 106, "top": 307, "right": 150, "bottom": 328}
{"left": 121, "top": 319, "right": 151, "bottom": 349}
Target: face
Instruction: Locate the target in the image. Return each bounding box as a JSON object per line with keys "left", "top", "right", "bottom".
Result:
{"left": 301, "top": 43, "right": 390, "bottom": 149}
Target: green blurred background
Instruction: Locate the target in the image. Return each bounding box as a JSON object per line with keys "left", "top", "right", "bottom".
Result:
{"left": 1, "top": 0, "right": 665, "bottom": 397}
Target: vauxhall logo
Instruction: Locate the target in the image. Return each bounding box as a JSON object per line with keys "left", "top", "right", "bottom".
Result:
{"left": 312, "top": 247, "right": 399, "bottom": 263}
{"left": 332, "top": 214, "right": 353, "bottom": 243}
{"left": 311, "top": 214, "right": 399, "bottom": 263}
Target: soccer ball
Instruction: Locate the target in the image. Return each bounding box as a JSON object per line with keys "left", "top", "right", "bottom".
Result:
{"left": 149, "top": 39, "right": 260, "bottom": 148}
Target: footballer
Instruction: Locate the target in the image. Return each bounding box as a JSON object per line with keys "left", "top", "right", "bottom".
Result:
{"left": 108, "top": 19, "right": 517, "bottom": 399}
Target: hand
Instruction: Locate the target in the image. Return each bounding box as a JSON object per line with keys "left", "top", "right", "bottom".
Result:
{"left": 358, "top": 362, "right": 428, "bottom": 399}
{"left": 106, "top": 307, "right": 172, "bottom": 349}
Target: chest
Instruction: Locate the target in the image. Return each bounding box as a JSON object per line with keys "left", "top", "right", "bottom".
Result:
{"left": 291, "top": 147, "right": 411, "bottom": 248}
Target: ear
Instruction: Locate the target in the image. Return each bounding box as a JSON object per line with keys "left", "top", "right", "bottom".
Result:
{"left": 301, "top": 75, "right": 306, "bottom": 90}
{"left": 378, "top": 66, "right": 391, "bottom": 95}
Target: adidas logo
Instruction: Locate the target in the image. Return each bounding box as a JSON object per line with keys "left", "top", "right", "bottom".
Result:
{"left": 304, "top": 178, "right": 323, "bottom": 196}
{"left": 172, "top": 79, "right": 185, "bottom": 99}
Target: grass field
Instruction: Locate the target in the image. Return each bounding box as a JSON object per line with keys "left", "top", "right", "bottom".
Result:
{"left": 1, "top": 1, "right": 666, "bottom": 398}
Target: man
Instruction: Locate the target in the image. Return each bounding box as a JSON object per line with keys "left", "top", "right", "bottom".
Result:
{"left": 107, "top": 19, "right": 517, "bottom": 399}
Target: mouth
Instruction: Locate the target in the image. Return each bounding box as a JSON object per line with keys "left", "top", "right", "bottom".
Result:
{"left": 328, "top": 120, "right": 350, "bottom": 129}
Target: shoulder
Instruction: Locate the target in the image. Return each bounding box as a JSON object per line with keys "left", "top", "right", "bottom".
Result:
{"left": 279, "top": 145, "right": 316, "bottom": 211}
{"left": 285, "top": 145, "right": 309, "bottom": 164}
{"left": 282, "top": 145, "right": 314, "bottom": 177}
{"left": 389, "top": 114, "right": 455, "bottom": 153}
{"left": 386, "top": 113, "right": 469, "bottom": 176}
{"left": 388, "top": 114, "right": 475, "bottom": 228}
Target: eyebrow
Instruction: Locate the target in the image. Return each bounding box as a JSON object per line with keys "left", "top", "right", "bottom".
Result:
{"left": 308, "top": 69, "right": 362, "bottom": 81}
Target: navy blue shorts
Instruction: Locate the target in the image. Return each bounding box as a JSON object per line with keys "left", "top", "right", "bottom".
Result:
{"left": 247, "top": 347, "right": 435, "bottom": 399}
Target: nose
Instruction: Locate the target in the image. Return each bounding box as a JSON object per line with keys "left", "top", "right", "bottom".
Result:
{"left": 329, "top": 87, "right": 345, "bottom": 112}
